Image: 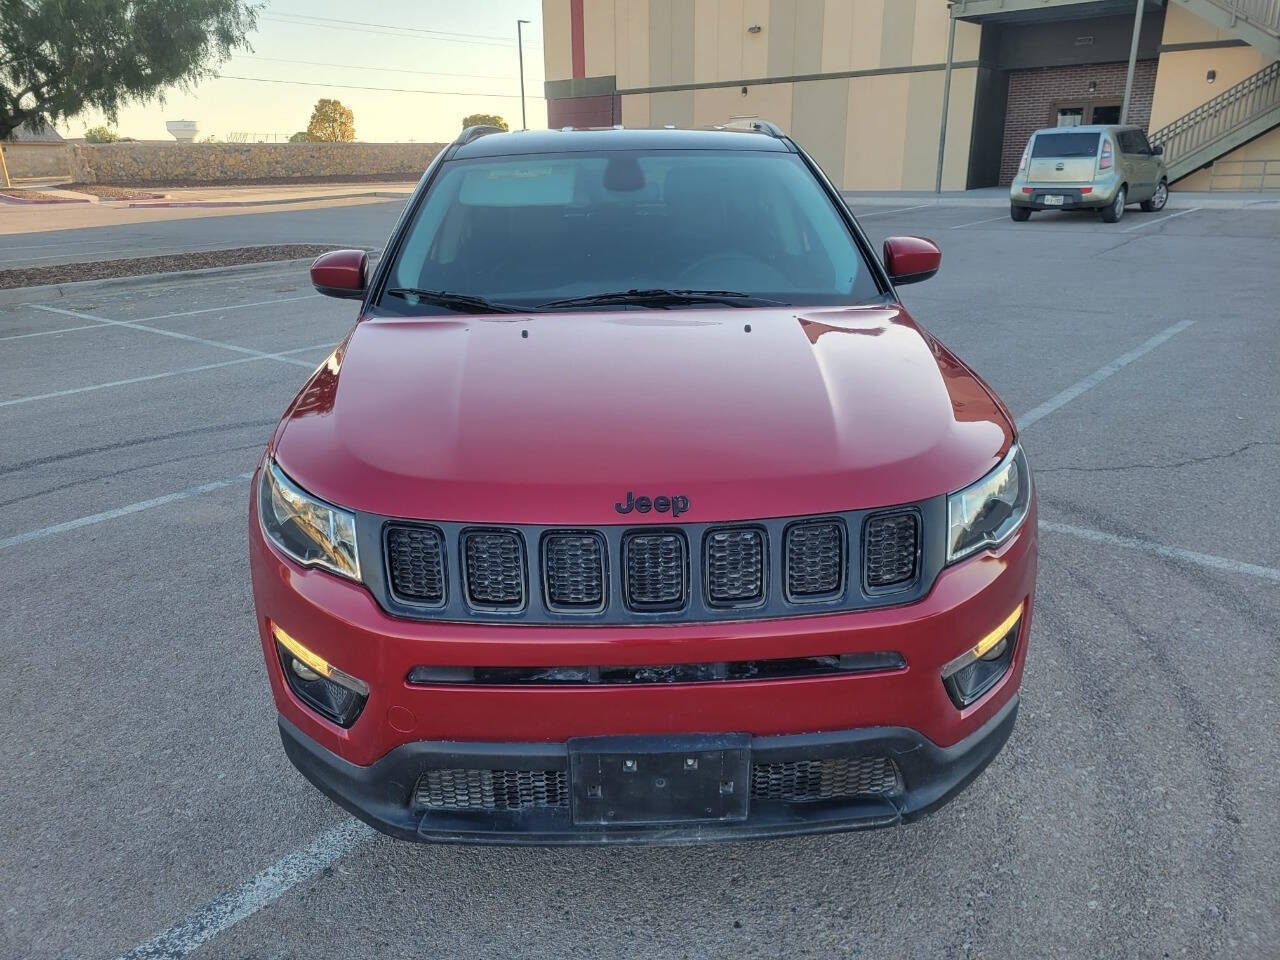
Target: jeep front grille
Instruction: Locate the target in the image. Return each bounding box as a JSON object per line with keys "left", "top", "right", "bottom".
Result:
{"left": 375, "top": 502, "right": 930, "bottom": 624}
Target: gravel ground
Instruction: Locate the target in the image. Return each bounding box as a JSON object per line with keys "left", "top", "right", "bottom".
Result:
{"left": 0, "top": 243, "right": 337, "bottom": 288}
{"left": 0, "top": 189, "right": 83, "bottom": 203}
{"left": 68, "top": 173, "right": 426, "bottom": 189}
{"left": 69, "top": 185, "right": 166, "bottom": 200}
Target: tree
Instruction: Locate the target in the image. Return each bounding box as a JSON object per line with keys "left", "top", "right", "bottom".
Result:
{"left": 289, "top": 130, "right": 311, "bottom": 143}
{"left": 306, "top": 99, "right": 354, "bottom": 142}
{"left": 462, "top": 113, "right": 508, "bottom": 131}
{"left": 83, "top": 125, "right": 119, "bottom": 143}
{"left": 0, "top": 0, "right": 259, "bottom": 142}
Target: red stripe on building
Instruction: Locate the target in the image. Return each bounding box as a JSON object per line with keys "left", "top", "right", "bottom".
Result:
{"left": 570, "top": 0, "right": 586, "bottom": 79}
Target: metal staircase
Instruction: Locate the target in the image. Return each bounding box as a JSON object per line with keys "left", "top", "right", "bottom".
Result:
{"left": 1150, "top": 59, "right": 1280, "bottom": 180}
{"left": 1171, "top": 0, "right": 1280, "bottom": 59}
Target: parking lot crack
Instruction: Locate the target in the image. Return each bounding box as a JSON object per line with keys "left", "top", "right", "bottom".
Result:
{"left": 1036, "top": 441, "right": 1279, "bottom": 476}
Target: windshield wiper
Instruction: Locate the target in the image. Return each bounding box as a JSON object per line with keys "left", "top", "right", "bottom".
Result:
{"left": 385, "top": 288, "right": 527, "bottom": 314}
{"left": 537, "top": 289, "right": 786, "bottom": 309}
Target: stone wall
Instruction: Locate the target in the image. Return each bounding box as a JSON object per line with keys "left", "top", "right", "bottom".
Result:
{"left": 66, "top": 141, "right": 446, "bottom": 185}
{"left": 2, "top": 143, "right": 72, "bottom": 179}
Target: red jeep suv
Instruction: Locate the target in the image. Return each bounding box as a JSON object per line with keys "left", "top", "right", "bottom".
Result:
{"left": 249, "top": 123, "right": 1037, "bottom": 844}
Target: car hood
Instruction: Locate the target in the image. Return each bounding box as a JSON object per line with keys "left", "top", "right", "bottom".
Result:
{"left": 273, "top": 305, "right": 1013, "bottom": 525}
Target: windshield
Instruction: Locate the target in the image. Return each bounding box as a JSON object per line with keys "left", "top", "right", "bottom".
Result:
{"left": 379, "top": 150, "right": 883, "bottom": 312}
{"left": 1031, "top": 132, "right": 1101, "bottom": 159}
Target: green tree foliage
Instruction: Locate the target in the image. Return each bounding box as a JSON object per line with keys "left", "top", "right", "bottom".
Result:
{"left": 306, "top": 99, "right": 354, "bottom": 142}
{"left": 288, "top": 130, "right": 311, "bottom": 143}
{"left": 462, "top": 113, "right": 508, "bottom": 131}
{"left": 0, "top": 0, "right": 259, "bottom": 141}
{"left": 83, "top": 125, "right": 119, "bottom": 143}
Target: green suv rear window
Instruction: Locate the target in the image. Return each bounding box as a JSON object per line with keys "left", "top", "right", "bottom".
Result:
{"left": 1031, "top": 133, "right": 1101, "bottom": 158}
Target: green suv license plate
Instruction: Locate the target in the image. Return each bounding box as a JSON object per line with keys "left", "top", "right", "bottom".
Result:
{"left": 568, "top": 734, "right": 751, "bottom": 826}
{"left": 1043, "top": 194, "right": 1065, "bottom": 206}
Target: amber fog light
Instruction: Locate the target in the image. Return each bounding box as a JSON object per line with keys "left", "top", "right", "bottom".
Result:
{"left": 942, "top": 606, "right": 1021, "bottom": 708}
{"left": 273, "top": 625, "right": 369, "bottom": 728}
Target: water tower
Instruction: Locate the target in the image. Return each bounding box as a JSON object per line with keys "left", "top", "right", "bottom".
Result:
{"left": 166, "top": 120, "right": 199, "bottom": 143}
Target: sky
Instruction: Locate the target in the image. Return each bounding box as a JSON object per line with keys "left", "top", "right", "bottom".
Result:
{"left": 60, "top": 0, "right": 546, "bottom": 143}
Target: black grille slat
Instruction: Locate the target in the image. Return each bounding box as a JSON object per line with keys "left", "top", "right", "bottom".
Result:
{"left": 751, "top": 756, "right": 901, "bottom": 802}
{"left": 414, "top": 768, "right": 568, "bottom": 811}
{"left": 785, "top": 520, "right": 845, "bottom": 600}
{"left": 544, "top": 533, "right": 606, "bottom": 611}
{"left": 385, "top": 525, "right": 446, "bottom": 605}
{"left": 705, "top": 528, "right": 765, "bottom": 606}
{"left": 462, "top": 530, "right": 525, "bottom": 609}
{"left": 624, "top": 532, "right": 687, "bottom": 610}
{"left": 864, "top": 512, "right": 919, "bottom": 589}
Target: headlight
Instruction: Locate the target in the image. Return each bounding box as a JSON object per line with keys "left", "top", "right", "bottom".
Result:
{"left": 259, "top": 460, "right": 360, "bottom": 580}
{"left": 947, "top": 445, "right": 1031, "bottom": 563}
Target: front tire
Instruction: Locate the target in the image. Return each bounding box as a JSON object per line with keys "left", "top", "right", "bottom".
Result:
{"left": 1010, "top": 204, "right": 1031, "bottom": 222}
{"left": 1141, "top": 180, "right": 1168, "bottom": 212}
{"left": 1102, "top": 187, "right": 1126, "bottom": 223}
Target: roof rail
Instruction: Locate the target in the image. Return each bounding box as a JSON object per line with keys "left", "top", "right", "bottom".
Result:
{"left": 456, "top": 124, "right": 506, "bottom": 145}
{"left": 721, "top": 116, "right": 787, "bottom": 138}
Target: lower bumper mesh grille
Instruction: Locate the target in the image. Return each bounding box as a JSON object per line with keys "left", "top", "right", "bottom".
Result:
{"left": 414, "top": 768, "right": 568, "bottom": 811}
{"left": 750, "top": 756, "right": 901, "bottom": 802}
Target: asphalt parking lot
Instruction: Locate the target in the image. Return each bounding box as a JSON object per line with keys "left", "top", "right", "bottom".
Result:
{"left": 3, "top": 200, "right": 1279, "bottom": 959}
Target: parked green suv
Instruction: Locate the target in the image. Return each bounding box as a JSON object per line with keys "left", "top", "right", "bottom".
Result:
{"left": 1009, "top": 125, "right": 1168, "bottom": 223}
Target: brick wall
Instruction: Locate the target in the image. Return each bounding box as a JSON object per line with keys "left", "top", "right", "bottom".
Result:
{"left": 66, "top": 141, "right": 446, "bottom": 185}
{"left": 998, "top": 60, "right": 1158, "bottom": 184}
{"left": 547, "top": 94, "right": 621, "bottom": 128}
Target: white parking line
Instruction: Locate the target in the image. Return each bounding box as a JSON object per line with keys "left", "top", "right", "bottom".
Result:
{"left": 0, "top": 295, "right": 318, "bottom": 343}
{"left": 0, "top": 472, "right": 254, "bottom": 551}
{"left": 950, "top": 214, "right": 1008, "bottom": 229}
{"left": 1018, "top": 320, "right": 1195, "bottom": 429}
{"left": 0, "top": 341, "right": 331, "bottom": 408}
{"left": 1042, "top": 521, "right": 1280, "bottom": 583}
{"left": 28, "top": 304, "right": 317, "bottom": 367}
{"left": 1121, "top": 206, "right": 1200, "bottom": 233}
{"left": 116, "top": 820, "right": 374, "bottom": 960}
{"left": 853, "top": 203, "right": 934, "bottom": 218}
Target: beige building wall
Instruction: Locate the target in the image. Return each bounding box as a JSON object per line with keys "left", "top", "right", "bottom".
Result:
{"left": 1151, "top": 2, "right": 1272, "bottom": 130}
{"left": 552, "top": 0, "right": 981, "bottom": 190}
{"left": 1176, "top": 127, "right": 1280, "bottom": 189}
{"left": 542, "top": 0, "right": 574, "bottom": 82}
{"left": 1150, "top": 2, "right": 1279, "bottom": 190}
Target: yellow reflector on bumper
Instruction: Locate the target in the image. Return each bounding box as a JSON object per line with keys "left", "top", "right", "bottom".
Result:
{"left": 271, "top": 624, "right": 370, "bottom": 696}
{"left": 971, "top": 605, "right": 1023, "bottom": 661}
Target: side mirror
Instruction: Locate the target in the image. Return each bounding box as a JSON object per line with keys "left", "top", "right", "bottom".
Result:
{"left": 311, "top": 249, "right": 368, "bottom": 299}
{"left": 1151, "top": 144, "right": 1164, "bottom": 156}
{"left": 883, "top": 236, "right": 941, "bottom": 286}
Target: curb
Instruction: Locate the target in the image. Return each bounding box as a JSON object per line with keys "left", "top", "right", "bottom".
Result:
{"left": 123, "top": 189, "right": 413, "bottom": 209}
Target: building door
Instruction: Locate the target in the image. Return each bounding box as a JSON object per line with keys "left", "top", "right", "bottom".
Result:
{"left": 1051, "top": 100, "right": 1122, "bottom": 127}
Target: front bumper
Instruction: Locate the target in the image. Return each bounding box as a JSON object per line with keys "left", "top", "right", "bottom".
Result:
{"left": 279, "top": 692, "right": 1020, "bottom": 845}
{"left": 251, "top": 477, "right": 1037, "bottom": 843}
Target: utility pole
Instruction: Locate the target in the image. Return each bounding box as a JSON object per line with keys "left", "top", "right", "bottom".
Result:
{"left": 517, "top": 19, "right": 531, "bottom": 130}
{"left": 935, "top": 11, "right": 957, "bottom": 194}
{"left": 1121, "top": 0, "right": 1144, "bottom": 124}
